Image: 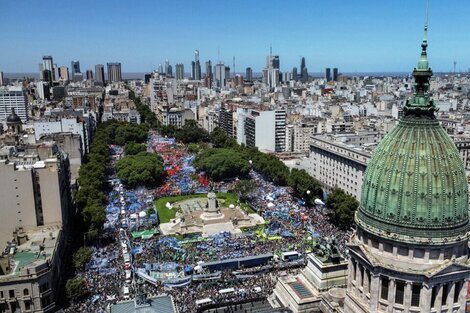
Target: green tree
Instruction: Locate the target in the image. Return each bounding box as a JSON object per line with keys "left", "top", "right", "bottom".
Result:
{"left": 115, "top": 152, "right": 165, "bottom": 187}
{"left": 124, "top": 141, "right": 147, "bottom": 155}
{"left": 82, "top": 201, "right": 106, "bottom": 235}
{"left": 187, "top": 143, "right": 200, "bottom": 154}
{"left": 66, "top": 277, "right": 88, "bottom": 300}
{"left": 210, "top": 127, "right": 237, "bottom": 148}
{"left": 233, "top": 180, "right": 256, "bottom": 201}
{"left": 194, "top": 148, "right": 250, "bottom": 181}
{"left": 73, "top": 246, "right": 92, "bottom": 271}
{"left": 288, "top": 168, "right": 323, "bottom": 205}
{"left": 175, "top": 120, "right": 209, "bottom": 143}
{"left": 325, "top": 188, "right": 358, "bottom": 229}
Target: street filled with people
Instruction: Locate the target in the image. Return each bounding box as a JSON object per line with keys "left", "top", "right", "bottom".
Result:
{"left": 65, "top": 133, "right": 351, "bottom": 313}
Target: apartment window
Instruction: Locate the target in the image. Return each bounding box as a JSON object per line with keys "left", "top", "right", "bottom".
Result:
{"left": 24, "top": 301, "right": 31, "bottom": 311}
{"left": 23, "top": 288, "right": 29, "bottom": 296}
{"left": 395, "top": 281, "right": 405, "bottom": 304}
{"left": 411, "top": 284, "right": 421, "bottom": 307}
{"left": 8, "top": 290, "right": 14, "bottom": 298}
{"left": 381, "top": 277, "right": 389, "bottom": 300}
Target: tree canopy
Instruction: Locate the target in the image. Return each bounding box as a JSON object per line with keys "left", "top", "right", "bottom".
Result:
{"left": 288, "top": 168, "right": 323, "bottom": 205}
{"left": 72, "top": 246, "right": 92, "bottom": 271}
{"left": 325, "top": 188, "right": 358, "bottom": 229}
{"left": 115, "top": 152, "right": 165, "bottom": 187}
{"left": 124, "top": 141, "right": 147, "bottom": 155}
{"left": 194, "top": 148, "right": 250, "bottom": 181}
{"left": 66, "top": 277, "right": 88, "bottom": 301}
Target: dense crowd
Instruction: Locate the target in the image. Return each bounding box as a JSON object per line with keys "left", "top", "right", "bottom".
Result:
{"left": 64, "top": 134, "right": 351, "bottom": 313}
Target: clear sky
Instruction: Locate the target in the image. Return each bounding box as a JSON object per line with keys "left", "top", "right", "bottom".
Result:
{"left": 0, "top": 0, "right": 469, "bottom": 74}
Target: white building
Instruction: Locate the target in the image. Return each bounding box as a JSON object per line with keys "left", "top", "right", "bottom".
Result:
{"left": 34, "top": 117, "right": 89, "bottom": 153}
{"left": 0, "top": 86, "right": 28, "bottom": 122}
{"left": 240, "top": 108, "right": 286, "bottom": 153}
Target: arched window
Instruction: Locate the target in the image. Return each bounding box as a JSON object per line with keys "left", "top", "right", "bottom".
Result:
{"left": 23, "top": 288, "right": 29, "bottom": 296}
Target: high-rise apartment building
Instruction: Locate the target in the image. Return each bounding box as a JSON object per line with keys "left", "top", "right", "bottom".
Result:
{"left": 95, "top": 64, "right": 105, "bottom": 85}
{"left": 214, "top": 63, "right": 226, "bottom": 88}
{"left": 191, "top": 50, "right": 201, "bottom": 80}
{"left": 245, "top": 67, "right": 253, "bottom": 82}
{"left": 42, "top": 56, "right": 54, "bottom": 81}
{"left": 175, "top": 64, "right": 184, "bottom": 80}
{"left": 71, "top": 60, "right": 80, "bottom": 76}
{"left": 0, "top": 86, "right": 28, "bottom": 122}
{"left": 263, "top": 52, "right": 280, "bottom": 89}
{"left": 59, "top": 66, "right": 69, "bottom": 81}
{"left": 325, "top": 67, "right": 332, "bottom": 81}
{"left": 238, "top": 108, "right": 286, "bottom": 153}
{"left": 333, "top": 68, "right": 338, "bottom": 81}
{"left": 107, "top": 62, "right": 122, "bottom": 83}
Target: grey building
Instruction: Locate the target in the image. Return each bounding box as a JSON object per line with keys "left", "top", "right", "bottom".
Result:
{"left": 95, "top": 64, "right": 105, "bottom": 85}
{"left": 245, "top": 67, "right": 253, "bottom": 82}
{"left": 107, "top": 62, "right": 122, "bottom": 83}
{"left": 71, "top": 60, "right": 80, "bottom": 76}
{"left": 0, "top": 87, "right": 28, "bottom": 122}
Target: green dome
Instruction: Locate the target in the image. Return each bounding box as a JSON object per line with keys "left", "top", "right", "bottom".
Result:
{"left": 356, "top": 25, "right": 470, "bottom": 244}
{"left": 356, "top": 117, "right": 470, "bottom": 244}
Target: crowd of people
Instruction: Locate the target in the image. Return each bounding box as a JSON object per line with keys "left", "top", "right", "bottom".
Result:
{"left": 64, "top": 133, "right": 352, "bottom": 313}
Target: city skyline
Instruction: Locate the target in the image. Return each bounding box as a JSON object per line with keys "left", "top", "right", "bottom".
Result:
{"left": 1, "top": 1, "right": 470, "bottom": 74}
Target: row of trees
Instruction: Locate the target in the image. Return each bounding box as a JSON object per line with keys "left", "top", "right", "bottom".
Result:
{"left": 325, "top": 188, "right": 359, "bottom": 229}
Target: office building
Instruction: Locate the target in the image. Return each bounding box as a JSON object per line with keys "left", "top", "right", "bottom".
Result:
{"left": 205, "top": 60, "right": 212, "bottom": 88}
{"left": 263, "top": 53, "right": 280, "bottom": 89}
{"left": 224, "top": 66, "right": 231, "bottom": 81}
{"left": 245, "top": 67, "right": 253, "bottom": 82}
{"left": 164, "top": 59, "right": 170, "bottom": 76}
{"left": 86, "top": 70, "right": 93, "bottom": 80}
{"left": 0, "top": 86, "right": 28, "bottom": 122}
{"left": 95, "top": 64, "right": 105, "bottom": 85}
{"left": 325, "top": 68, "right": 332, "bottom": 82}
{"left": 59, "top": 66, "right": 69, "bottom": 81}
{"left": 71, "top": 60, "right": 80, "bottom": 76}
{"left": 300, "top": 57, "right": 308, "bottom": 83}
{"left": 0, "top": 71, "right": 4, "bottom": 86}
{"left": 214, "top": 63, "right": 226, "bottom": 88}
{"left": 175, "top": 64, "right": 184, "bottom": 80}
{"left": 333, "top": 68, "right": 338, "bottom": 81}
{"left": 191, "top": 50, "right": 201, "bottom": 80}
{"left": 42, "top": 56, "right": 54, "bottom": 81}
{"left": 107, "top": 62, "right": 122, "bottom": 83}
{"left": 167, "top": 65, "right": 172, "bottom": 77}
{"left": 144, "top": 73, "right": 152, "bottom": 84}
{"left": 292, "top": 67, "right": 298, "bottom": 81}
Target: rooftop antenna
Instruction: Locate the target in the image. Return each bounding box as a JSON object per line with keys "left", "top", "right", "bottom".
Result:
{"left": 453, "top": 61, "right": 457, "bottom": 75}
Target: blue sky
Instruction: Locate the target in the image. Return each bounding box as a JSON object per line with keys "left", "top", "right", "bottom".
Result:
{"left": 0, "top": 0, "right": 469, "bottom": 73}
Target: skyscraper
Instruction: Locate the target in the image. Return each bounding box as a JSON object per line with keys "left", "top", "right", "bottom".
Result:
{"left": 263, "top": 52, "right": 280, "bottom": 89}
{"left": 0, "top": 72, "right": 4, "bottom": 86}
{"left": 225, "top": 66, "right": 231, "bottom": 81}
{"left": 191, "top": 50, "right": 201, "bottom": 80}
{"left": 344, "top": 12, "right": 470, "bottom": 313}
{"left": 42, "top": 56, "right": 54, "bottom": 81}
{"left": 71, "top": 60, "right": 80, "bottom": 76}
{"left": 245, "top": 67, "right": 253, "bottom": 82}
{"left": 325, "top": 67, "right": 332, "bottom": 81}
{"left": 95, "top": 64, "right": 105, "bottom": 85}
{"left": 59, "top": 66, "right": 69, "bottom": 81}
{"left": 167, "top": 65, "right": 173, "bottom": 77}
{"left": 158, "top": 64, "right": 163, "bottom": 74}
{"left": 164, "top": 59, "right": 170, "bottom": 76}
{"left": 86, "top": 70, "right": 93, "bottom": 80}
{"left": 205, "top": 60, "right": 212, "bottom": 88}
{"left": 292, "top": 67, "right": 298, "bottom": 81}
{"left": 0, "top": 86, "right": 28, "bottom": 122}
{"left": 175, "top": 64, "right": 184, "bottom": 80}
{"left": 300, "top": 57, "right": 308, "bottom": 83}
{"left": 107, "top": 62, "right": 122, "bottom": 83}
{"left": 333, "top": 68, "right": 338, "bottom": 81}
{"left": 214, "top": 63, "right": 226, "bottom": 88}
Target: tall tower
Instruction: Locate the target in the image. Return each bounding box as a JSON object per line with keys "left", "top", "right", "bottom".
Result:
{"left": 42, "top": 56, "right": 54, "bottom": 81}
{"left": 344, "top": 6, "right": 470, "bottom": 313}
{"left": 192, "top": 50, "right": 201, "bottom": 80}
{"left": 300, "top": 57, "right": 308, "bottom": 83}
{"left": 95, "top": 64, "right": 105, "bottom": 85}
{"left": 71, "top": 60, "right": 80, "bottom": 76}
{"left": 107, "top": 62, "right": 122, "bottom": 83}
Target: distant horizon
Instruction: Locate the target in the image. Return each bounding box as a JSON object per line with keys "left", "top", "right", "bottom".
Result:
{"left": 3, "top": 71, "right": 467, "bottom": 81}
